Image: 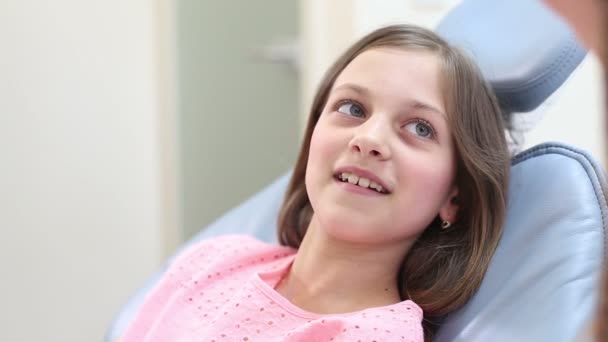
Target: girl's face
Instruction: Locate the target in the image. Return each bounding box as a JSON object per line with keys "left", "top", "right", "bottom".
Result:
{"left": 305, "top": 48, "right": 459, "bottom": 246}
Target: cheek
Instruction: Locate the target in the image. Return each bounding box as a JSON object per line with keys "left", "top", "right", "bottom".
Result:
{"left": 397, "top": 151, "right": 456, "bottom": 203}
{"left": 305, "top": 123, "right": 337, "bottom": 194}
{"left": 307, "top": 123, "right": 341, "bottom": 171}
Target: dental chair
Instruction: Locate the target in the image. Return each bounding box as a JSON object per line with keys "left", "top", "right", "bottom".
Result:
{"left": 106, "top": 0, "right": 607, "bottom": 341}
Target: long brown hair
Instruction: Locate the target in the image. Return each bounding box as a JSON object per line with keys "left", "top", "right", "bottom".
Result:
{"left": 277, "top": 25, "right": 510, "bottom": 339}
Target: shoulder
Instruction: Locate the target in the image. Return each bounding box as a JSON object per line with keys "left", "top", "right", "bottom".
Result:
{"left": 173, "top": 234, "right": 265, "bottom": 259}
{"left": 168, "top": 234, "right": 292, "bottom": 273}
{"left": 338, "top": 301, "right": 424, "bottom": 341}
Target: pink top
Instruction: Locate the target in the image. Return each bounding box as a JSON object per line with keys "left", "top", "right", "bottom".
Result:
{"left": 120, "top": 234, "right": 424, "bottom": 342}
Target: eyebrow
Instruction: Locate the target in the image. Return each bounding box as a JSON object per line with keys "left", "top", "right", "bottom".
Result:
{"left": 332, "top": 83, "right": 372, "bottom": 100}
{"left": 332, "top": 82, "right": 447, "bottom": 118}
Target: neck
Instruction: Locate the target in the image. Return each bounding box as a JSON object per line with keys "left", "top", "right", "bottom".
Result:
{"left": 275, "top": 215, "right": 414, "bottom": 314}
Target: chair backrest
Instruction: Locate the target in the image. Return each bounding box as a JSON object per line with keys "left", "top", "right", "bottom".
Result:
{"left": 106, "top": 1, "right": 606, "bottom": 341}
{"left": 437, "top": 143, "right": 607, "bottom": 341}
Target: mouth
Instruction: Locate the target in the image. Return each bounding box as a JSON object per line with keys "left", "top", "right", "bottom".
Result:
{"left": 333, "top": 170, "right": 390, "bottom": 195}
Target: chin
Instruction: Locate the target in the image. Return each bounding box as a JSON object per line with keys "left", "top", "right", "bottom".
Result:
{"left": 318, "top": 207, "right": 429, "bottom": 246}
{"left": 317, "top": 211, "right": 390, "bottom": 244}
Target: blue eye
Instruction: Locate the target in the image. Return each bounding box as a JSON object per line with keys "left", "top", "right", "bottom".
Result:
{"left": 405, "top": 120, "right": 434, "bottom": 138}
{"left": 337, "top": 101, "right": 365, "bottom": 118}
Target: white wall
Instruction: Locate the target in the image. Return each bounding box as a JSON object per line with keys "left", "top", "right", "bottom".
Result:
{"left": 0, "top": 1, "right": 170, "bottom": 340}
{"left": 299, "top": 0, "right": 355, "bottom": 128}
{"left": 351, "top": 0, "right": 460, "bottom": 37}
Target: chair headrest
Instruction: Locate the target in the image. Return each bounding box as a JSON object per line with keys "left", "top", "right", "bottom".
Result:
{"left": 436, "top": 0, "right": 587, "bottom": 114}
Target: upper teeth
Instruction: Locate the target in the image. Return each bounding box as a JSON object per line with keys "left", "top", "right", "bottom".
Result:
{"left": 339, "top": 172, "right": 385, "bottom": 193}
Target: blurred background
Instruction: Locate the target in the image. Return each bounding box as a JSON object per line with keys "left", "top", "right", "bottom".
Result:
{"left": 0, "top": 0, "right": 604, "bottom": 341}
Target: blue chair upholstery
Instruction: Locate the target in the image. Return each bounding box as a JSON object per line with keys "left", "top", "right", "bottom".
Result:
{"left": 106, "top": 0, "right": 606, "bottom": 341}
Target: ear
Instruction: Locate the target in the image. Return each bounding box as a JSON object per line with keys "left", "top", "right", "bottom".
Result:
{"left": 439, "top": 186, "right": 459, "bottom": 224}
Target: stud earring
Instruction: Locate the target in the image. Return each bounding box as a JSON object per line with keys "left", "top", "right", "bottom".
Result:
{"left": 441, "top": 220, "right": 452, "bottom": 230}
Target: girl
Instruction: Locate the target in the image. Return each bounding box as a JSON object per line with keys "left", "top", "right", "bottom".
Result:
{"left": 120, "top": 24, "right": 510, "bottom": 341}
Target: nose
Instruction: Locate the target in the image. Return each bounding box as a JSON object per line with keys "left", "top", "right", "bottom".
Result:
{"left": 348, "top": 118, "right": 392, "bottom": 160}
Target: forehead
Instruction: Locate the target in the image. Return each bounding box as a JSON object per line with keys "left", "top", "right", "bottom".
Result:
{"left": 332, "top": 48, "right": 445, "bottom": 112}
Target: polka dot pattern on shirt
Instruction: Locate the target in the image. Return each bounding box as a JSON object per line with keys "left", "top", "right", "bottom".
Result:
{"left": 119, "top": 235, "right": 424, "bottom": 342}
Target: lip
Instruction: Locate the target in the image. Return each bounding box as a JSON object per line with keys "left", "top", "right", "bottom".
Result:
{"left": 333, "top": 165, "right": 391, "bottom": 194}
